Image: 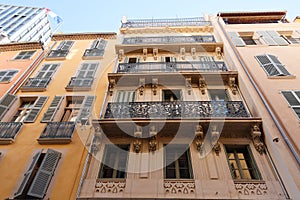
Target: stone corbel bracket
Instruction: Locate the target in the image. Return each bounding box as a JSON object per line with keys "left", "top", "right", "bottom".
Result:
{"left": 139, "top": 78, "right": 145, "bottom": 96}
{"left": 152, "top": 78, "right": 158, "bottom": 95}
{"left": 153, "top": 48, "right": 158, "bottom": 60}
{"left": 143, "top": 48, "right": 147, "bottom": 61}
{"left": 108, "top": 78, "right": 116, "bottom": 96}
{"left": 133, "top": 125, "right": 142, "bottom": 153}
{"left": 191, "top": 48, "right": 196, "bottom": 60}
{"left": 180, "top": 47, "right": 185, "bottom": 60}
{"left": 118, "top": 49, "right": 124, "bottom": 61}
{"left": 229, "top": 76, "right": 238, "bottom": 95}
{"left": 149, "top": 125, "right": 157, "bottom": 152}
{"left": 211, "top": 125, "right": 221, "bottom": 156}
{"left": 199, "top": 77, "right": 206, "bottom": 95}
{"left": 186, "top": 77, "right": 192, "bottom": 95}
{"left": 215, "top": 47, "right": 222, "bottom": 60}
{"left": 251, "top": 125, "right": 265, "bottom": 154}
{"left": 194, "top": 125, "right": 204, "bottom": 152}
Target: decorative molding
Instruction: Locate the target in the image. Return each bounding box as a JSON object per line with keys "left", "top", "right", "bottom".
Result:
{"left": 52, "top": 32, "right": 116, "bottom": 41}
{"left": 199, "top": 78, "right": 206, "bottom": 95}
{"left": 235, "top": 182, "right": 268, "bottom": 196}
{"left": 164, "top": 180, "right": 195, "bottom": 194}
{"left": 251, "top": 125, "right": 265, "bottom": 154}
{"left": 95, "top": 180, "right": 126, "bottom": 193}
{"left": 194, "top": 125, "right": 204, "bottom": 151}
{"left": 0, "top": 42, "right": 42, "bottom": 52}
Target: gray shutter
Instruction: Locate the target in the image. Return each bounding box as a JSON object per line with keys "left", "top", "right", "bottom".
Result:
{"left": 27, "top": 149, "right": 61, "bottom": 199}
{"left": 0, "top": 93, "right": 17, "bottom": 119}
{"left": 77, "top": 95, "right": 95, "bottom": 122}
{"left": 268, "top": 55, "right": 290, "bottom": 75}
{"left": 41, "top": 96, "right": 64, "bottom": 122}
{"left": 24, "top": 96, "right": 48, "bottom": 123}
{"left": 14, "top": 150, "right": 43, "bottom": 198}
{"left": 124, "top": 56, "right": 129, "bottom": 63}
{"left": 255, "top": 55, "right": 279, "bottom": 76}
{"left": 227, "top": 32, "right": 246, "bottom": 47}
{"left": 266, "top": 31, "right": 289, "bottom": 46}
{"left": 257, "top": 31, "right": 277, "bottom": 46}
{"left": 161, "top": 56, "right": 166, "bottom": 62}
{"left": 90, "top": 40, "right": 99, "bottom": 48}
{"left": 282, "top": 91, "right": 300, "bottom": 106}
{"left": 60, "top": 40, "right": 74, "bottom": 50}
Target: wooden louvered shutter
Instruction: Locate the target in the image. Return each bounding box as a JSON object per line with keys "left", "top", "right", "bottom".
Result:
{"left": 256, "top": 31, "right": 277, "bottom": 46}
{"left": 266, "top": 31, "right": 289, "bottom": 46}
{"left": 90, "top": 40, "right": 99, "bottom": 48}
{"left": 27, "top": 149, "right": 61, "bottom": 199}
{"left": 255, "top": 55, "right": 279, "bottom": 76}
{"left": 268, "top": 55, "right": 290, "bottom": 75}
{"left": 227, "top": 32, "right": 246, "bottom": 47}
{"left": 60, "top": 40, "right": 74, "bottom": 50}
{"left": 24, "top": 96, "right": 48, "bottom": 123}
{"left": 0, "top": 93, "right": 17, "bottom": 120}
{"left": 14, "top": 150, "right": 43, "bottom": 198}
{"left": 77, "top": 95, "right": 95, "bottom": 123}
{"left": 282, "top": 91, "right": 300, "bottom": 106}
{"left": 41, "top": 96, "right": 64, "bottom": 122}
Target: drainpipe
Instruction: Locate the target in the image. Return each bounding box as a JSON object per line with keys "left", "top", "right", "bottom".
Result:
{"left": 216, "top": 15, "right": 298, "bottom": 199}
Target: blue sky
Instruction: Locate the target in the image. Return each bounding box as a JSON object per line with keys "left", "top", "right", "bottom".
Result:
{"left": 2, "top": 0, "right": 299, "bottom": 33}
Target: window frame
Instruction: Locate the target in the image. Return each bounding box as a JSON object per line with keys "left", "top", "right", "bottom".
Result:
{"left": 14, "top": 50, "right": 36, "bottom": 60}
{"left": 224, "top": 145, "right": 261, "bottom": 181}
{"left": 281, "top": 90, "right": 300, "bottom": 120}
{"left": 0, "top": 69, "right": 18, "bottom": 83}
{"left": 255, "top": 54, "right": 291, "bottom": 77}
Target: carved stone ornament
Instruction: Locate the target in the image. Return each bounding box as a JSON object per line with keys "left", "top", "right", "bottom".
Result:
{"left": 118, "top": 49, "right": 124, "bottom": 61}
{"left": 186, "top": 77, "right": 192, "bottom": 95}
{"left": 251, "top": 125, "right": 265, "bottom": 154}
{"left": 143, "top": 48, "right": 147, "bottom": 61}
{"left": 235, "top": 182, "right": 268, "bottom": 196}
{"left": 133, "top": 139, "right": 142, "bottom": 153}
{"left": 95, "top": 179, "right": 126, "bottom": 193}
{"left": 153, "top": 48, "right": 158, "bottom": 60}
{"left": 109, "top": 79, "right": 116, "bottom": 96}
{"left": 194, "top": 125, "right": 204, "bottom": 151}
{"left": 199, "top": 78, "right": 206, "bottom": 95}
{"left": 229, "top": 77, "right": 237, "bottom": 95}
{"left": 164, "top": 180, "right": 195, "bottom": 194}
{"left": 139, "top": 78, "right": 145, "bottom": 96}
{"left": 149, "top": 136, "right": 157, "bottom": 152}
{"left": 152, "top": 78, "right": 158, "bottom": 95}
{"left": 211, "top": 126, "right": 221, "bottom": 156}
{"left": 215, "top": 46, "right": 222, "bottom": 60}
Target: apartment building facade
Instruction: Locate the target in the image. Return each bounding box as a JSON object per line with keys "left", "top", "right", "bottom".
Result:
{"left": 77, "top": 16, "right": 287, "bottom": 199}
{"left": 0, "top": 4, "right": 52, "bottom": 44}
{"left": 215, "top": 11, "right": 300, "bottom": 199}
{"left": 0, "top": 32, "right": 116, "bottom": 199}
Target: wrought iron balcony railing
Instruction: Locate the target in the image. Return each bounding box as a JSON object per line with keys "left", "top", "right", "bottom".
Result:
{"left": 22, "top": 78, "right": 51, "bottom": 90}
{"left": 122, "top": 35, "right": 215, "bottom": 45}
{"left": 121, "top": 17, "right": 211, "bottom": 28}
{"left": 39, "top": 122, "right": 75, "bottom": 140}
{"left": 117, "top": 61, "right": 228, "bottom": 73}
{"left": 66, "top": 77, "right": 94, "bottom": 89}
{"left": 104, "top": 101, "right": 250, "bottom": 119}
{"left": 0, "top": 122, "right": 23, "bottom": 142}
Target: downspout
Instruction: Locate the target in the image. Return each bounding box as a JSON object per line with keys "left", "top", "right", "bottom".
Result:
{"left": 216, "top": 15, "right": 297, "bottom": 198}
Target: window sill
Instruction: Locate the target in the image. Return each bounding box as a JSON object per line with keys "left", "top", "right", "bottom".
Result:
{"left": 0, "top": 138, "right": 15, "bottom": 145}
{"left": 65, "top": 86, "right": 92, "bottom": 92}
{"left": 267, "top": 75, "right": 296, "bottom": 79}
{"left": 82, "top": 55, "right": 103, "bottom": 60}
{"left": 45, "top": 56, "right": 67, "bottom": 61}
{"left": 21, "top": 87, "right": 47, "bottom": 92}
{"left": 0, "top": 81, "right": 11, "bottom": 84}
{"left": 37, "top": 137, "right": 72, "bottom": 144}
{"left": 234, "top": 179, "right": 265, "bottom": 184}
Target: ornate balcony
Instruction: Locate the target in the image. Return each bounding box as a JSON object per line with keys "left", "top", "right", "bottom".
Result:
{"left": 65, "top": 77, "right": 94, "bottom": 91}
{"left": 122, "top": 35, "right": 215, "bottom": 45}
{"left": 121, "top": 17, "right": 211, "bottom": 28}
{"left": 0, "top": 122, "right": 23, "bottom": 144}
{"left": 117, "top": 61, "right": 227, "bottom": 73}
{"left": 21, "top": 78, "right": 51, "bottom": 91}
{"left": 38, "top": 122, "right": 75, "bottom": 144}
{"left": 104, "top": 101, "right": 250, "bottom": 119}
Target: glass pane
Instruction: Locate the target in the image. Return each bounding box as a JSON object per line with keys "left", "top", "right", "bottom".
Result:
{"left": 243, "top": 169, "right": 252, "bottom": 179}
{"left": 237, "top": 153, "right": 245, "bottom": 159}
{"left": 233, "top": 170, "right": 241, "bottom": 179}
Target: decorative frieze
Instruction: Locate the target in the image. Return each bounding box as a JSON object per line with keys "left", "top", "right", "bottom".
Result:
{"left": 164, "top": 180, "right": 195, "bottom": 194}
{"left": 95, "top": 180, "right": 126, "bottom": 193}
{"left": 235, "top": 182, "right": 268, "bottom": 196}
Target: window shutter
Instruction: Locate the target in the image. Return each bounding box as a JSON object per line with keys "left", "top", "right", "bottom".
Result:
{"left": 0, "top": 93, "right": 17, "bottom": 119}
{"left": 256, "top": 31, "right": 277, "bottom": 46}
{"left": 227, "top": 32, "right": 246, "bottom": 47}
{"left": 24, "top": 96, "right": 48, "bottom": 123}
{"left": 41, "top": 96, "right": 64, "bottom": 122}
{"left": 116, "top": 91, "right": 135, "bottom": 102}
{"left": 60, "top": 40, "right": 74, "bottom": 50}
{"left": 124, "top": 56, "right": 129, "bottom": 63}
{"left": 255, "top": 54, "right": 290, "bottom": 76}
{"left": 161, "top": 56, "right": 166, "bottom": 62}
{"left": 266, "top": 31, "right": 289, "bottom": 46}
{"left": 282, "top": 91, "right": 300, "bottom": 106}
{"left": 77, "top": 95, "right": 96, "bottom": 122}
{"left": 27, "top": 149, "right": 61, "bottom": 199}
{"left": 90, "top": 40, "right": 99, "bottom": 49}
{"left": 268, "top": 55, "right": 290, "bottom": 75}
{"left": 14, "top": 150, "right": 43, "bottom": 198}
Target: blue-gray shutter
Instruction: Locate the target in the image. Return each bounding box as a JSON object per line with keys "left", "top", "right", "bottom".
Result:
{"left": 268, "top": 55, "right": 290, "bottom": 75}
{"left": 41, "top": 96, "right": 64, "bottom": 122}
{"left": 59, "top": 40, "right": 74, "bottom": 50}
{"left": 282, "top": 91, "right": 300, "bottom": 106}
{"left": 116, "top": 91, "right": 135, "bottom": 102}
{"left": 0, "top": 93, "right": 17, "bottom": 120}
{"left": 266, "top": 30, "right": 289, "bottom": 46}
{"left": 227, "top": 32, "right": 246, "bottom": 47}
{"left": 256, "top": 31, "right": 278, "bottom": 46}
{"left": 14, "top": 150, "right": 43, "bottom": 198}
{"left": 24, "top": 96, "right": 48, "bottom": 123}
{"left": 36, "top": 64, "right": 59, "bottom": 79}
{"left": 77, "top": 95, "right": 96, "bottom": 122}
{"left": 255, "top": 54, "right": 290, "bottom": 76}
{"left": 27, "top": 149, "right": 61, "bottom": 199}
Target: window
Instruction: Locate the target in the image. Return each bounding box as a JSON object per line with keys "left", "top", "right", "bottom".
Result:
{"left": 83, "top": 39, "right": 107, "bottom": 57}
{"left": 11, "top": 96, "right": 48, "bottom": 123}
{"left": 14, "top": 51, "right": 35, "bottom": 60}
{"left": 61, "top": 96, "right": 84, "bottom": 122}
{"left": 240, "top": 36, "right": 260, "bottom": 45}
{"left": 225, "top": 145, "right": 261, "bottom": 180}
{"left": 164, "top": 144, "right": 193, "bottom": 179}
{"left": 282, "top": 91, "right": 300, "bottom": 119}
{"left": 162, "top": 89, "right": 182, "bottom": 101}
{"left": 256, "top": 30, "right": 289, "bottom": 46}
{"left": 0, "top": 70, "right": 18, "bottom": 82}
{"left": 116, "top": 90, "right": 135, "bottom": 102}
{"left": 66, "top": 62, "right": 98, "bottom": 90}
{"left": 255, "top": 54, "right": 291, "bottom": 76}
{"left": 0, "top": 93, "right": 17, "bottom": 119}
{"left": 209, "top": 89, "right": 229, "bottom": 101}
{"left": 22, "top": 63, "right": 60, "bottom": 90}
{"left": 227, "top": 32, "right": 246, "bottom": 47}
{"left": 47, "top": 40, "right": 74, "bottom": 58}
{"left": 98, "top": 144, "right": 130, "bottom": 179}
{"left": 128, "top": 57, "right": 138, "bottom": 63}
{"left": 284, "top": 35, "right": 300, "bottom": 44}
{"left": 14, "top": 149, "right": 61, "bottom": 199}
